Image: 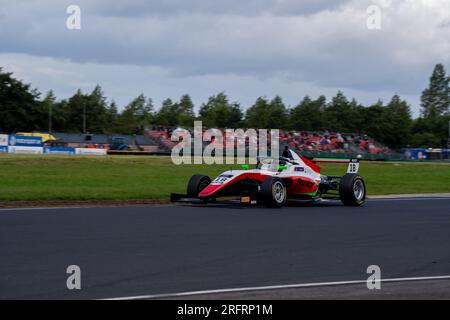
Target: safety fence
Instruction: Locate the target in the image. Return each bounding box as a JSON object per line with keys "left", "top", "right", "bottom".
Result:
{"left": 298, "top": 149, "right": 450, "bottom": 162}
{"left": 0, "top": 134, "right": 106, "bottom": 156}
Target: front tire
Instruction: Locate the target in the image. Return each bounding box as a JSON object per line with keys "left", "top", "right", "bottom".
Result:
{"left": 187, "top": 174, "right": 211, "bottom": 197}
{"left": 261, "top": 177, "right": 287, "bottom": 208}
{"left": 339, "top": 174, "right": 366, "bottom": 206}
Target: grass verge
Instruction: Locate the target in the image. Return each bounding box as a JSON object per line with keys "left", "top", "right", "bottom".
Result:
{"left": 0, "top": 154, "right": 449, "bottom": 202}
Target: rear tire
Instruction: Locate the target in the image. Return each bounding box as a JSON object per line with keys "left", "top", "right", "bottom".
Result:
{"left": 339, "top": 174, "right": 366, "bottom": 206}
{"left": 261, "top": 177, "right": 287, "bottom": 208}
{"left": 187, "top": 174, "right": 211, "bottom": 197}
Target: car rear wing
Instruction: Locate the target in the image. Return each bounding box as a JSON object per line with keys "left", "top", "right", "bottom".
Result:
{"left": 313, "top": 158, "right": 360, "bottom": 174}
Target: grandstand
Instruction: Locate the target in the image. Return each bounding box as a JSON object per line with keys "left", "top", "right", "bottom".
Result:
{"left": 280, "top": 131, "right": 391, "bottom": 155}
{"left": 147, "top": 126, "right": 394, "bottom": 159}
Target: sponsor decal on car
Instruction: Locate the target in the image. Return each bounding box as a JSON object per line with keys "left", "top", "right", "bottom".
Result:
{"left": 212, "top": 174, "right": 234, "bottom": 184}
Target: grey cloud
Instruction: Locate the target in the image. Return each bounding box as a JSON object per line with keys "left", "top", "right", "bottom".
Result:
{"left": 2, "top": 52, "right": 421, "bottom": 114}
{"left": 74, "top": 0, "right": 351, "bottom": 17}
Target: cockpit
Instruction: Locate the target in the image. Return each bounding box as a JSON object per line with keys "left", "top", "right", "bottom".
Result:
{"left": 257, "top": 157, "right": 298, "bottom": 172}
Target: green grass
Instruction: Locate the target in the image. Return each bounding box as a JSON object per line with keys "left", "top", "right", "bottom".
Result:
{"left": 0, "top": 154, "right": 449, "bottom": 201}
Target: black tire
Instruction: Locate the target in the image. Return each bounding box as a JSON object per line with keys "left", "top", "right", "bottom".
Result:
{"left": 261, "top": 177, "right": 287, "bottom": 208}
{"left": 187, "top": 174, "right": 211, "bottom": 197}
{"left": 339, "top": 174, "right": 366, "bottom": 206}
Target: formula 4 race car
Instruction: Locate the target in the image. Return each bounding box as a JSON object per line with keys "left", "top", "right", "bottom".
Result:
{"left": 171, "top": 150, "right": 366, "bottom": 208}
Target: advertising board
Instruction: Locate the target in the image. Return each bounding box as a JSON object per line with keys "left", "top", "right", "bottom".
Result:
{"left": 0, "top": 134, "right": 8, "bottom": 146}
{"left": 75, "top": 148, "right": 107, "bottom": 156}
{"left": 44, "top": 147, "right": 75, "bottom": 155}
{"left": 9, "top": 135, "right": 43, "bottom": 147}
{"left": 8, "top": 146, "right": 44, "bottom": 154}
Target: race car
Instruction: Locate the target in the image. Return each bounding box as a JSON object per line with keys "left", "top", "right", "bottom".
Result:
{"left": 171, "top": 150, "right": 366, "bottom": 208}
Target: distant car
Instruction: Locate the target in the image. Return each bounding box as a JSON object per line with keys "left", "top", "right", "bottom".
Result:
{"left": 109, "top": 136, "right": 130, "bottom": 150}
{"left": 171, "top": 150, "right": 366, "bottom": 208}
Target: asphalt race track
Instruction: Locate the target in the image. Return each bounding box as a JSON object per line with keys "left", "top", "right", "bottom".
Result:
{"left": 1, "top": 197, "right": 450, "bottom": 299}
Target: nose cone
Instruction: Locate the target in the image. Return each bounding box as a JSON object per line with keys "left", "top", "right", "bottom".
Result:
{"left": 199, "top": 184, "right": 222, "bottom": 198}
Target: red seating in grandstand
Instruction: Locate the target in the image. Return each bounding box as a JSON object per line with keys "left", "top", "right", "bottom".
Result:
{"left": 280, "top": 131, "right": 391, "bottom": 154}
{"left": 148, "top": 127, "right": 392, "bottom": 155}
{"left": 281, "top": 131, "right": 346, "bottom": 153}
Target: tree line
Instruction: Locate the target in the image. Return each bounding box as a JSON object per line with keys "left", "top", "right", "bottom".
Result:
{"left": 0, "top": 64, "right": 448, "bottom": 150}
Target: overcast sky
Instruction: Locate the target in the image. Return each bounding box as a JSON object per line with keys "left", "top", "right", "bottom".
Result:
{"left": 0, "top": 0, "right": 448, "bottom": 116}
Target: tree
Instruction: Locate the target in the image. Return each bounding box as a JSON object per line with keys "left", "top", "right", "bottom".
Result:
{"left": 60, "top": 86, "right": 111, "bottom": 133}
{"left": 360, "top": 101, "right": 388, "bottom": 144}
{"left": 245, "top": 96, "right": 288, "bottom": 129}
{"left": 409, "top": 64, "right": 450, "bottom": 147}
{"left": 153, "top": 95, "right": 196, "bottom": 128}
{"left": 420, "top": 64, "right": 449, "bottom": 118}
{"left": 59, "top": 89, "right": 84, "bottom": 132}
{"left": 116, "top": 94, "right": 154, "bottom": 134}
{"left": 347, "top": 98, "right": 366, "bottom": 133}
{"left": 0, "top": 68, "right": 43, "bottom": 132}
{"left": 289, "top": 95, "right": 326, "bottom": 131}
{"left": 245, "top": 97, "right": 269, "bottom": 129}
{"left": 324, "top": 91, "right": 354, "bottom": 131}
{"left": 104, "top": 100, "right": 119, "bottom": 134}
{"left": 266, "top": 96, "right": 288, "bottom": 129}
{"left": 382, "top": 95, "right": 412, "bottom": 149}
{"left": 41, "top": 90, "right": 57, "bottom": 133}
{"left": 177, "top": 94, "right": 195, "bottom": 127}
{"left": 85, "top": 85, "right": 110, "bottom": 133}
{"left": 410, "top": 131, "right": 441, "bottom": 148}
{"left": 411, "top": 114, "right": 450, "bottom": 148}
{"left": 199, "top": 92, "right": 243, "bottom": 128}
{"left": 154, "top": 98, "right": 179, "bottom": 127}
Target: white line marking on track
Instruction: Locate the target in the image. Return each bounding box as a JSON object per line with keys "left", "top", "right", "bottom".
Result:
{"left": 103, "top": 275, "right": 450, "bottom": 300}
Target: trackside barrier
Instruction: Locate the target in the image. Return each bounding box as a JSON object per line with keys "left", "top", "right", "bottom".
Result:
{"left": 75, "top": 148, "right": 107, "bottom": 156}
{"left": 0, "top": 145, "right": 106, "bottom": 156}
{"left": 0, "top": 134, "right": 106, "bottom": 156}
{"left": 44, "top": 147, "right": 76, "bottom": 155}
{"left": 8, "top": 135, "right": 43, "bottom": 147}
{"left": 0, "top": 134, "right": 8, "bottom": 146}
{"left": 400, "top": 148, "right": 427, "bottom": 160}
{"left": 8, "top": 146, "right": 44, "bottom": 154}
{"left": 297, "top": 150, "right": 405, "bottom": 161}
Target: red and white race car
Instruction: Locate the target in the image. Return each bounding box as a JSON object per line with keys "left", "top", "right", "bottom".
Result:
{"left": 171, "top": 150, "right": 366, "bottom": 208}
